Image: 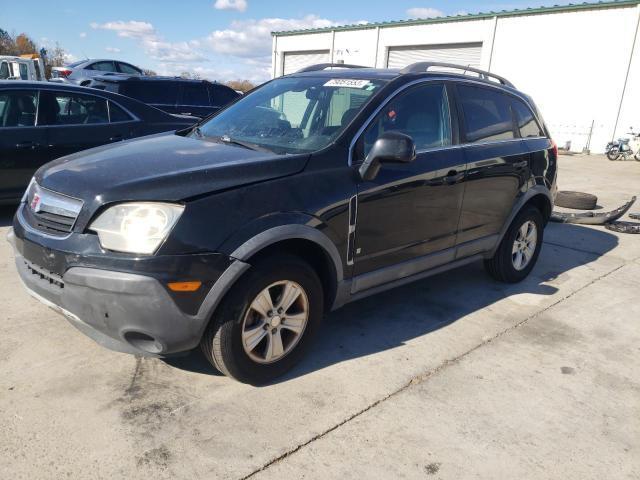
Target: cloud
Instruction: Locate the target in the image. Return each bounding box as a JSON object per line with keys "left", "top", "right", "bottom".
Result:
{"left": 214, "top": 0, "right": 247, "bottom": 12}
{"left": 79, "top": 32, "right": 87, "bottom": 38}
{"left": 91, "top": 20, "right": 205, "bottom": 62}
{"left": 105, "top": 46, "right": 121, "bottom": 53}
{"left": 205, "top": 15, "right": 337, "bottom": 58}
{"left": 406, "top": 7, "right": 445, "bottom": 18}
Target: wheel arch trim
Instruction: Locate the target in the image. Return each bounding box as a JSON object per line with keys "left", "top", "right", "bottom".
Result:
{"left": 490, "top": 186, "right": 552, "bottom": 257}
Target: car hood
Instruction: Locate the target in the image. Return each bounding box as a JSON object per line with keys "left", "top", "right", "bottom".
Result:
{"left": 36, "top": 132, "right": 308, "bottom": 221}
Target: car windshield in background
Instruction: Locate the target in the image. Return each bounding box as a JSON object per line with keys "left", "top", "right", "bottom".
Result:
{"left": 196, "top": 76, "right": 386, "bottom": 154}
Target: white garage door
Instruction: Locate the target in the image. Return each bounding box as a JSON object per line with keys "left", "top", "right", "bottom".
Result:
{"left": 283, "top": 50, "right": 331, "bottom": 75}
{"left": 387, "top": 43, "right": 483, "bottom": 69}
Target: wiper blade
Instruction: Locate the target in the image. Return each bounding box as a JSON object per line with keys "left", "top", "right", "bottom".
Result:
{"left": 219, "top": 135, "right": 274, "bottom": 153}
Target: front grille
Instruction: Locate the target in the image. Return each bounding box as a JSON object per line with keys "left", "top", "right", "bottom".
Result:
{"left": 23, "top": 181, "right": 83, "bottom": 236}
{"left": 24, "top": 259, "right": 64, "bottom": 289}
{"left": 23, "top": 205, "right": 76, "bottom": 235}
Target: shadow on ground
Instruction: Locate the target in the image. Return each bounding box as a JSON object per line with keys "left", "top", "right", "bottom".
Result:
{"left": 0, "top": 206, "right": 16, "bottom": 228}
{"left": 165, "top": 223, "right": 619, "bottom": 384}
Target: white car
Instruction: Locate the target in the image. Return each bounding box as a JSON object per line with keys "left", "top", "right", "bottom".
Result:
{"left": 0, "top": 56, "right": 46, "bottom": 82}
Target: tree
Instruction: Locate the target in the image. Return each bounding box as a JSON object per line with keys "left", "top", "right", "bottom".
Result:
{"left": 15, "top": 33, "right": 37, "bottom": 55}
{"left": 225, "top": 80, "right": 255, "bottom": 93}
{"left": 0, "top": 28, "right": 16, "bottom": 55}
{"left": 142, "top": 69, "right": 157, "bottom": 76}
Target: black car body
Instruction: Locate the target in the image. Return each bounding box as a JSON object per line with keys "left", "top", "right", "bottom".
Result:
{"left": 89, "top": 75, "right": 241, "bottom": 119}
{"left": 9, "top": 63, "right": 557, "bottom": 384}
{"left": 0, "top": 81, "right": 197, "bottom": 204}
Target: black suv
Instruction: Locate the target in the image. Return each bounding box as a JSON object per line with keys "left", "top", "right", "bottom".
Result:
{"left": 89, "top": 75, "right": 240, "bottom": 119}
{"left": 9, "top": 62, "right": 557, "bottom": 384}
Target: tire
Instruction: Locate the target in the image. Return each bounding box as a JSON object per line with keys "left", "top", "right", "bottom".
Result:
{"left": 200, "top": 254, "right": 323, "bottom": 384}
{"left": 607, "top": 148, "right": 621, "bottom": 161}
{"left": 484, "top": 206, "right": 544, "bottom": 283}
{"left": 555, "top": 190, "right": 598, "bottom": 210}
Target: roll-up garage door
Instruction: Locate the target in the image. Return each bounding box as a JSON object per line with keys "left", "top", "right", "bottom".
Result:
{"left": 283, "top": 50, "right": 331, "bottom": 75}
{"left": 387, "top": 43, "right": 483, "bottom": 69}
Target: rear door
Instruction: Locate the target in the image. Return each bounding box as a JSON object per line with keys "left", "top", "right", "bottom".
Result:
{"left": 454, "top": 83, "right": 530, "bottom": 253}
{"left": 0, "top": 89, "right": 48, "bottom": 200}
{"left": 209, "top": 84, "right": 240, "bottom": 112}
{"left": 122, "top": 81, "right": 180, "bottom": 114}
{"left": 38, "top": 90, "right": 126, "bottom": 160}
{"left": 179, "top": 83, "right": 212, "bottom": 118}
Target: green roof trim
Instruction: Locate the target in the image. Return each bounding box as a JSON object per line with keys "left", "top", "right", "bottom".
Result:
{"left": 272, "top": 0, "right": 640, "bottom": 36}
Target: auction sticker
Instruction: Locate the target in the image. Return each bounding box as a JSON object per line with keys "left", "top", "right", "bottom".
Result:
{"left": 324, "top": 79, "right": 371, "bottom": 88}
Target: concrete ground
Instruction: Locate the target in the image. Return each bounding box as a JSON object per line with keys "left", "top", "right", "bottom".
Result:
{"left": 0, "top": 154, "right": 638, "bottom": 479}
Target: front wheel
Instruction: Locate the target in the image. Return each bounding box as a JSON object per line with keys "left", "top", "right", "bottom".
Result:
{"left": 607, "top": 147, "right": 621, "bottom": 161}
{"left": 200, "top": 254, "right": 323, "bottom": 384}
{"left": 484, "top": 206, "right": 544, "bottom": 283}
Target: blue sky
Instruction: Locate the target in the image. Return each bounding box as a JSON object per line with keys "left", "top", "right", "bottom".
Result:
{"left": 2, "top": 0, "right": 577, "bottom": 82}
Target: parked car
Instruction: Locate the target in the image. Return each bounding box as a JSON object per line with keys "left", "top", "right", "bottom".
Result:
{"left": 9, "top": 62, "right": 557, "bottom": 384}
{"left": 51, "top": 59, "right": 144, "bottom": 86}
{"left": 0, "top": 81, "right": 197, "bottom": 204}
{"left": 0, "top": 55, "right": 45, "bottom": 81}
{"left": 88, "top": 75, "right": 240, "bottom": 118}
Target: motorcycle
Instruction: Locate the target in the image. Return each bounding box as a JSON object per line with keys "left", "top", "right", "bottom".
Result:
{"left": 606, "top": 128, "right": 640, "bottom": 161}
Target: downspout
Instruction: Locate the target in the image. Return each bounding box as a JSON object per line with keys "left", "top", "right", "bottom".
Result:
{"left": 612, "top": 3, "right": 640, "bottom": 140}
{"left": 374, "top": 26, "right": 381, "bottom": 68}
{"left": 330, "top": 30, "right": 336, "bottom": 63}
{"left": 272, "top": 34, "right": 278, "bottom": 78}
{"left": 487, "top": 15, "right": 498, "bottom": 71}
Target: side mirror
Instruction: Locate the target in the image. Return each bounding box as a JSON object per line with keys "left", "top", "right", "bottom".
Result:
{"left": 359, "top": 131, "right": 416, "bottom": 181}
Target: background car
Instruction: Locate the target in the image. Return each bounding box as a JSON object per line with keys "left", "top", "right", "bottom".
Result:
{"left": 51, "top": 59, "right": 144, "bottom": 86}
{"left": 88, "top": 75, "right": 240, "bottom": 119}
{"left": 0, "top": 81, "right": 197, "bottom": 204}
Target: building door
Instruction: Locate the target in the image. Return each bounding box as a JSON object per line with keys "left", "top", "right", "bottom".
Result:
{"left": 283, "top": 50, "right": 331, "bottom": 75}
{"left": 387, "top": 42, "right": 483, "bottom": 69}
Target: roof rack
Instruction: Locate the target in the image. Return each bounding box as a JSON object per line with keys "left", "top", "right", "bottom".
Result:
{"left": 399, "top": 62, "right": 514, "bottom": 87}
{"left": 296, "top": 63, "right": 368, "bottom": 73}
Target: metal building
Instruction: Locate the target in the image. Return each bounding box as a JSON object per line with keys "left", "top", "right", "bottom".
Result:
{"left": 271, "top": 0, "right": 640, "bottom": 153}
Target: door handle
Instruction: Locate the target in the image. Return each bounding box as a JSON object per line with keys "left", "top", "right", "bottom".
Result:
{"left": 444, "top": 170, "right": 465, "bottom": 185}
{"left": 16, "top": 141, "right": 40, "bottom": 150}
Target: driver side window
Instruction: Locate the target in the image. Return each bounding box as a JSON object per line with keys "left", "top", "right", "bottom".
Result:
{"left": 361, "top": 83, "right": 451, "bottom": 159}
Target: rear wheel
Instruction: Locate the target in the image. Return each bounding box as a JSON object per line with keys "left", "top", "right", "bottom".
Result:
{"left": 200, "top": 254, "right": 323, "bottom": 384}
{"left": 607, "top": 147, "right": 621, "bottom": 161}
{"left": 484, "top": 206, "right": 544, "bottom": 283}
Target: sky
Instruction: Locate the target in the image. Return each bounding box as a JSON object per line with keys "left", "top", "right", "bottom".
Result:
{"left": 1, "top": 0, "right": 579, "bottom": 82}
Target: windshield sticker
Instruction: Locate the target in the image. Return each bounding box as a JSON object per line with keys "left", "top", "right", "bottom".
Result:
{"left": 324, "top": 79, "right": 371, "bottom": 88}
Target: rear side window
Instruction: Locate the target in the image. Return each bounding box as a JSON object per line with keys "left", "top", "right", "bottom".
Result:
{"left": 121, "top": 82, "right": 178, "bottom": 105}
{"left": 0, "top": 62, "right": 9, "bottom": 79}
{"left": 87, "top": 61, "right": 115, "bottom": 72}
{"left": 19, "top": 63, "right": 28, "bottom": 80}
{"left": 458, "top": 84, "right": 515, "bottom": 143}
{"left": 182, "top": 84, "right": 209, "bottom": 106}
{"left": 117, "top": 62, "right": 142, "bottom": 75}
{"left": 108, "top": 101, "right": 133, "bottom": 122}
{"left": 0, "top": 91, "right": 38, "bottom": 127}
{"left": 511, "top": 99, "right": 544, "bottom": 138}
{"left": 209, "top": 84, "right": 239, "bottom": 106}
{"left": 38, "top": 91, "right": 109, "bottom": 125}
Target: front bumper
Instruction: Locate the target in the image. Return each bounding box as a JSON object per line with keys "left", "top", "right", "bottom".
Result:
{"left": 9, "top": 223, "right": 249, "bottom": 356}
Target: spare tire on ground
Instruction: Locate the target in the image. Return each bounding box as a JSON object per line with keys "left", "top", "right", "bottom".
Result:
{"left": 555, "top": 191, "right": 598, "bottom": 210}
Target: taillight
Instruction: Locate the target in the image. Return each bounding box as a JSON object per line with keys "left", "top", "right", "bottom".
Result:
{"left": 57, "top": 69, "right": 72, "bottom": 78}
{"left": 550, "top": 139, "right": 558, "bottom": 159}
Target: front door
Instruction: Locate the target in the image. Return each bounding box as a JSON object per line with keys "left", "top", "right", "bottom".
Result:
{"left": 0, "top": 90, "right": 49, "bottom": 201}
{"left": 352, "top": 82, "right": 467, "bottom": 288}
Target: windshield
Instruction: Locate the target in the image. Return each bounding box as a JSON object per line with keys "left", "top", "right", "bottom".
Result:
{"left": 195, "top": 76, "right": 386, "bottom": 154}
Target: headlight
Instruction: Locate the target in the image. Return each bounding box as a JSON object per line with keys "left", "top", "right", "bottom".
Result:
{"left": 90, "top": 202, "right": 184, "bottom": 254}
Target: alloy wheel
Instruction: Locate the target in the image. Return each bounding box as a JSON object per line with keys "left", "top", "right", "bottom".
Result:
{"left": 512, "top": 220, "right": 537, "bottom": 271}
{"left": 241, "top": 280, "right": 309, "bottom": 364}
